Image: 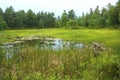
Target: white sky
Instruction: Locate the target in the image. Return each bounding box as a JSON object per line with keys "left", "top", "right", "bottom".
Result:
{"left": 0, "top": 0, "right": 118, "bottom": 16}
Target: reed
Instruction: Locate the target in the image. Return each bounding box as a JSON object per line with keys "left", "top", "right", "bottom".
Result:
{"left": 0, "top": 43, "right": 119, "bottom": 80}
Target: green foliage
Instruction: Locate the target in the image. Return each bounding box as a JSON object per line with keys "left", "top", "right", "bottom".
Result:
{"left": 4, "top": 6, "right": 15, "bottom": 28}
{"left": 60, "top": 9, "right": 77, "bottom": 28}
{"left": 108, "top": 4, "right": 119, "bottom": 26}
{"left": 1, "top": 0, "right": 120, "bottom": 29}
{"left": 77, "top": 1, "right": 120, "bottom": 29}
{"left": 0, "top": 16, "right": 6, "bottom": 30}
{"left": 60, "top": 10, "right": 68, "bottom": 27}
{"left": 0, "top": 6, "right": 56, "bottom": 29}
{"left": 68, "top": 9, "right": 76, "bottom": 20}
{"left": 83, "top": 52, "right": 120, "bottom": 80}
{"left": 0, "top": 43, "right": 119, "bottom": 80}
{"left": 0, "top": 29, "right": 120, "bottom": 79}
{"left": 0, "top": 48, "right": 4, "bottom": 66}
{"left": 15, "top": 10, "right": 27, "bottom": 28}
{"left": 26, "top": 9, "right": 37, "bottom": 28}
{"left": 0, "top": 8, "right": 3, "bottom": 17}
{"left": 43, "top": 12, "right": 56, "bottom": 28}
{"left": 66, "top": 20, "right": 78, "bottom": 29}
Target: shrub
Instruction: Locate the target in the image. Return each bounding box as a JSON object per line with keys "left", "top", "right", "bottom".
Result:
{"left": 66, "top": 20, "right": 78, "bottom": 28}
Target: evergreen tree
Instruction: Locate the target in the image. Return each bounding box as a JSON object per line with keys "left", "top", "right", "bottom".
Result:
{"left": 4, "top": 6, "right": 15, "bottom": 28}
{"left": 56, "top": 16, "right": 61, "bottom": 27}
{"left": 46, "top": 12, "right": 56, "bottom": 28}
{"left": 116, "top": 0, "right": 120, "bottom": 25}
{"left": 68, "top": 9, "right": 76, "bottom": 20}
{"left": 108, "top": 3, "right": 119, "bottom": 26}
{"left": 99, "top": 7, "right": 108, "bottom": 27}
{"left": 60, "top": 10, "right": 68, "bottom": 27}
{"left": 0, "top": 8, "right": 3, "bottom": 17}
{"left": 15, "top": 10, "right": 27, "bottom": 28}
{"left": 26, "top": 9, "right": 37, "bottom": 28}
{"left": 36, "top": 12, "right": 44, "bottom": 28}
{"left": 93, "top": 6, "right": 101, "bottom": 27}
{"left": 0, "top": 16, "right": 6, "bottom": 30}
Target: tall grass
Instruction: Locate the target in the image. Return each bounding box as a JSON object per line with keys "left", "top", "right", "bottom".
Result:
{"left": 0, "top": 43, "right": 120, "bottom": 80}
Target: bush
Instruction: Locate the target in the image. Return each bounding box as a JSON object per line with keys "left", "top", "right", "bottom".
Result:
{"left": 66, "top": 20, "right": 78, "bottom": 28}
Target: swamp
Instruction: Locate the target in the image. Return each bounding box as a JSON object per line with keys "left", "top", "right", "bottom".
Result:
{"left": 0, "top": 29, "right": 120, "bottom": 80}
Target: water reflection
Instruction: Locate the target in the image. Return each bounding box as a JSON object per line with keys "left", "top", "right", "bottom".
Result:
{"left": 37, "top": 38, "right": 83, "bottom": 50}
{"left": 0, "top": 38, "right": 83, "bottom": 59}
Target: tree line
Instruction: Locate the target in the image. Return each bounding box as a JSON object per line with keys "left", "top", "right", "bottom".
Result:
{"left": 0, "top": 6, "right": 56, "bottom": 30}
{"left": 77, "top": 1, "right": 120, "bottom": 29}
{"left": 0, "top": 0, "right": 120, "bottom": 30}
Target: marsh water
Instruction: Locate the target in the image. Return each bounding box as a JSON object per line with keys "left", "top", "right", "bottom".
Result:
{"left": 0, "top": 37, "right": 83, "bottom": 59}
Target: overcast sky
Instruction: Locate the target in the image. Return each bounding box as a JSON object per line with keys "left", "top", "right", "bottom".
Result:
{"left": 0, "top": 0, "right": 118, "bottom": 16}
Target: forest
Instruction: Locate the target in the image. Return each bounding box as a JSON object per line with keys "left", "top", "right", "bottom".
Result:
{"left": 0, "top": 1, "right": 120, "bottom": 30}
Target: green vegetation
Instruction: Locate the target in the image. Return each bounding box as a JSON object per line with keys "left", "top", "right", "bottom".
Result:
{"left": 0, "top": 0, "right": 120, "bottom": 80}
{"left": 0, "top": 29, "right": 120, "bottom": 49}
{"left": 1, "top": 45, "right": 119, "bottom": 80}
{"left": 1, "top": 0, "right": 120, "bottom": 29}
{"left": 0, "top": 29, "right": 120, "bottom": 80}
{"left": 0, "top": 16, "right": 6, "bottom": 30}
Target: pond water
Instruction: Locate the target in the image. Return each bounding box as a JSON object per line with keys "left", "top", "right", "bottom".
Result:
{"left": 0, "top": 37, "right": 83, "bottom": 59}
